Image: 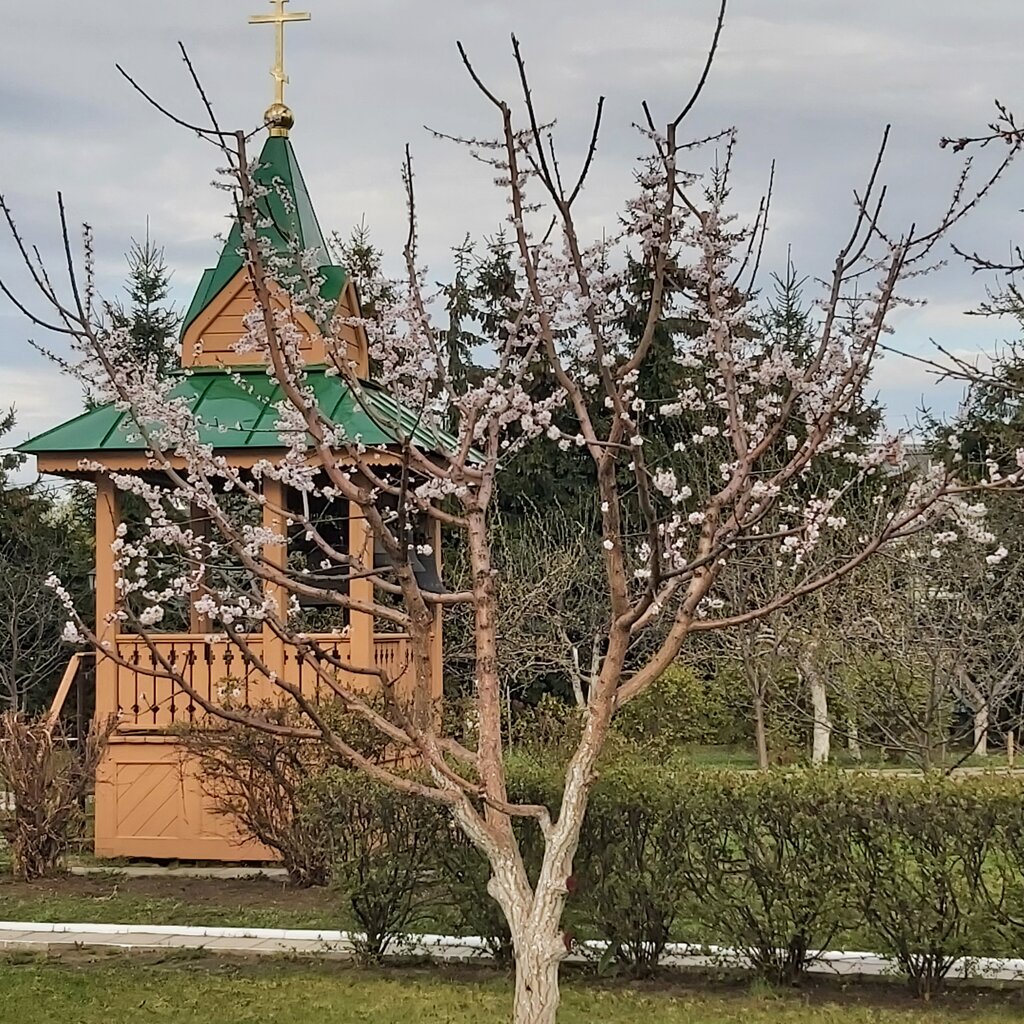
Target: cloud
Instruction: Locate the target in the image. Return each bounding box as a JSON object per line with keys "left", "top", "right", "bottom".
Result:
{"left": 2, "top": 0, "right": 1024, "bottom": 459}
{"left": 0, "top": 367, "right": 85, "bottom": 451}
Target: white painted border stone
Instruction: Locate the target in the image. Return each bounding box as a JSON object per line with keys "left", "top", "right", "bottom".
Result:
{"left": 0, "top": 922, "right": 1022, "bottom": 981}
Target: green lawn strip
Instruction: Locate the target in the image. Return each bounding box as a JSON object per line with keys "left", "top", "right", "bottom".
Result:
{"left": 669, "top": 746, "right": 1019, "bottom": 771}
{"left": 2, "top": 957, "right": 1022, "bottom": 1024}
{"left": 0, "top": 890, "right": 349, "bottom": 931}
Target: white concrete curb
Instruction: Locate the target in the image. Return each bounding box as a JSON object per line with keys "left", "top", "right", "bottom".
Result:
{"left": 0, "top": 922, "right": 1022, "bottom": 981}
{"left": 0, "top": 921, "right": 352, "bottom": 942}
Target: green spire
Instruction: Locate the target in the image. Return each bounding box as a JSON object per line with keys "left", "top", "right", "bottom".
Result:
{"left": 181, "top": 135, "right": 343, "bottom": 337}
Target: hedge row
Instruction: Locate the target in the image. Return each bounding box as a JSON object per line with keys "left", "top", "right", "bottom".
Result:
{"left": 571, "top": 765, "right": 1024, "bottom": 994}
{"left": 197, "top": 731, "right": 1024, "bottom": 997}
{"left": 296, "top": 763, "right": 1024, "bottom": 994}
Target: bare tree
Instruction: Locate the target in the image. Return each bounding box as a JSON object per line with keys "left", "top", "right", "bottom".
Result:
{"left": 445, "top": 510, "right": 607, "bottom": 714}
{"left": 712, "top": 562, "right": 803, "bottom": 768}
{"left": 0, "top": 546, "right": 72, "bottom": 712}
{"left": 835, "top": 537, "right": 1024, "bottom": 768}
{"left": 4, "top": 11, "right": 1023, "bottom": 1020}
{"left": 0, "top": 415, "right": 89, "bottom": 713}
{"left": 713, "top": 501, "right": 894, "bottom": 769}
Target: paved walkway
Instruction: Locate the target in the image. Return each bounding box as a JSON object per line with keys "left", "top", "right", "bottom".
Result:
{"left": 1, "top": 922, "right": 1022, "bottom": 982}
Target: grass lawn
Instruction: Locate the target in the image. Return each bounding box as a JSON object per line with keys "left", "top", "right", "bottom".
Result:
{"left": 0, "top": 875, "right": 352, "bottom": 931}
{"left": 677, "top": 744, "right": 1021, "bottom": 771}
{"left": 3, "top": 954, "right": 1023, "bottom": 1024}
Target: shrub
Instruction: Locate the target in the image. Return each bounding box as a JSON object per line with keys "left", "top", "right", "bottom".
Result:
{"left": 437, "top": 828, "right": 515, "bottom": 963}
{"left": 846, "top": 774, "right": 1010, "bottom": 998}
{"left": 668, "top": 768, "right": 862, "bottom": 983}
{"left": 990, "top": 784, "right": 1024, "bottom": 956}
{"left": 180, "top": 698, "right": 1024, "bottom": 995}
{"left": 0, "top": 712, "right": 110, "bottom": 880}
{"left": 181, "top": 706, "right": 337, "bottom": 887}
{"left": 509, "top": 695, "right": 583, "bottom": 757}
{"left": 303, "top": 766, "right": 449, "bottom": 961}
{"left": 575, "top": 760, "right": 687, "bottom": 975}
{"left": 436, "top": 755, "right": 553, "bottom": 964}
{"left": 614, "top": 665, "right": 738, "bottom": 752}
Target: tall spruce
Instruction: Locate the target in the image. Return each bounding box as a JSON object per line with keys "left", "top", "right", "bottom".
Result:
{"left": 333, "top": 219, "right": 395, "bottom": 324}
{"left": 439, "top": 237, "right": 481, "bottom": 428}
{"left": 108, "top": 228, "right": 181, "bottom": 377}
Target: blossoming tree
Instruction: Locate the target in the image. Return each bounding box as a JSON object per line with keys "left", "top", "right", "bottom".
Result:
{"left": 3, "top": 10, "right": 1023, "bottom": 1021}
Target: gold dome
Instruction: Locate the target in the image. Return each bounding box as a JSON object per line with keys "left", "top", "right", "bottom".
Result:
{"left": 264, "top": 102, "right": 295, "bottom": 137}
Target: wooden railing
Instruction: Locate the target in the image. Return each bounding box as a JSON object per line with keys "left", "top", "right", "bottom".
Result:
{"left": 374, "top": 635, "right": 412, "bottom": 689}
{"left": 112, "top": 634, "right": 265, "bottom": 729}
{"left": 282, "top": 634, "right": 353, "bottom": 705}
{"left": 111, "top": 632, "right": 414, "bottom": 730}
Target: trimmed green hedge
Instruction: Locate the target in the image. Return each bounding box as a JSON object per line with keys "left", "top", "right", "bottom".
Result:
{"left": 294, "top": 764, "right": 1024, "bottom": 995}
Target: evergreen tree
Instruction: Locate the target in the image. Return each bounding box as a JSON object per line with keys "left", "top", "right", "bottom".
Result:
{"left": 108, "top": 227, "right": 181, "bottom": 377}
{"left": 440, "top": 237, "right": 480, "bottom": 414}
{"left": 937, "top": 334, "right": 1024, "bottom": 475}
{"left": 333, "top": 219, "right": 395, "bottom": 322}
{"left": 0, "top": 406, "right": 24, "bottom": 485}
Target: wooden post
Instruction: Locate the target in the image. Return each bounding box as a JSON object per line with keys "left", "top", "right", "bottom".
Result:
{"left": 261, "top": 478, "right": 288, "bottom": 687}
{"left": 94, "top": 477, "right": 121, "bottom": 718}
{"left": 348, "top": 498, "right": 375, "bottom": 680}
{"left": 1008, "top": 730, "right": 1016, "bottom": 769}
{"left": 189, "top": 502, "right": 211, "bottom": 635}
{"left": 46, "top": 653, "right": 81, "bottom": 728}
{"left": 92, "top": 476, "right": 121, "bottom": 859}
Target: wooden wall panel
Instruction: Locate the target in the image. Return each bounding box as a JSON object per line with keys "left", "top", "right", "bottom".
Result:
{"left": 181, "top": 268, "right": 366, "bottom": 372}
{"left": 94, "top": 740, "right": 276, "bottom": 862}
{"left": 94, "top": 627, "right": 423, "bottom": 862}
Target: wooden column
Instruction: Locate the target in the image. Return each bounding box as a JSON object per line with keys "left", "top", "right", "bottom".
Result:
{"left": 261, "top": 478, "right": 288, "bottom": 687}
{"left": 189, "top": 502, "right": 211, "bottom": 635}
{"left": 94, "top": 477, "right": 121, "bottom": 718}
{"left": 92, "top": 476, "right": 121, "bottom": 860}
{"left": 347, "top": 499, "right": 375, "bottom": 679}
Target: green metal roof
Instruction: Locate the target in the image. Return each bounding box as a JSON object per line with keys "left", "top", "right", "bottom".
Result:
{"left": 181, "top": 136, "right": 347, "bottom": 337}
{"left": 19, "top": 370, "right": 457, "bottom": 457}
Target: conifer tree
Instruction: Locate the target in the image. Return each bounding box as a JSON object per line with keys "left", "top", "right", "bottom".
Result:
{"left": 440, "top": 237, "right": 480, "bottom": 413}
{"left": 333, "top": 219, "right": 395, "bottom": 323}
{"left": 0, "top": 406, "right": 24, "bottom": 485}
{"left": 108, "top": 227, "right": 181, "bottom": 377}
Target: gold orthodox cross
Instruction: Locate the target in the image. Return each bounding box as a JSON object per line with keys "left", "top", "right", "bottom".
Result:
{"left": 249, "top": 0, "right": 311, "bottom": 113}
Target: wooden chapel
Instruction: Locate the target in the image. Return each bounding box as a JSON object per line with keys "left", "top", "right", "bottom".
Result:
{"left": 19, "top": 5, "right": 445, "bottom": 861}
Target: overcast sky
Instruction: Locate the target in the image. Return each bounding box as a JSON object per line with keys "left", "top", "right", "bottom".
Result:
{"left": 3, "top": 0, "right": 1024, "bottom": 468}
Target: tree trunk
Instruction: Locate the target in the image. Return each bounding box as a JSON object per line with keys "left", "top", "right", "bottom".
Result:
{"left": 847, "top": 717, "right": 862, "bottom": 762}
{"left": 974, "top": 705, "right": 989, "bottom": 758}
{"left": 799, "top": 648, "right": 830, "bottom": 765}
{"left": 481, "top": 716, "right": 609, "bottom": 1024}
{"left": 486, "top": 855, "right": 568, "bottom": 1024}
{"left": 929, "top": 673, "right": 948, "bottom": 766}
{"left": 511, "top": 931, "right": 564, "bottom": 1024}
{"left": 753, "top": 685, "right": 769, "bottom": 770}
{"left": 810, "top": 680, "right": 830, "bottom": 765}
